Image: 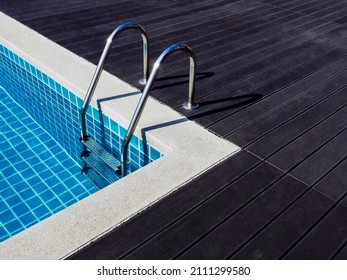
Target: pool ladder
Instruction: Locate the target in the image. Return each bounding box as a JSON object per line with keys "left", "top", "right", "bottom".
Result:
{"left": 79, "top": 23, "right": 199, "bottom": 188}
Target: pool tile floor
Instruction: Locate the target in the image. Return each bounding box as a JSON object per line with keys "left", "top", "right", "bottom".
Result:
{"left": 0, "top": 87, "right": 98, "bottom": 242}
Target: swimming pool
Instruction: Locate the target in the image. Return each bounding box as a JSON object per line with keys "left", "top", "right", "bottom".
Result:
{"left": 0, "top": 43, "right": 162, "bottom": 242}
{"left": 0, "top": 13, "right": 239, "bottom": 259}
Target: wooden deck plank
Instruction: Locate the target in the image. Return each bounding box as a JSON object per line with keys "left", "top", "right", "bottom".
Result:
{"left": 318, "top": 6, "right": 347, "bottom": 22}
{"left": 279, "top": 0, "right": 322, "bottom": 10}
{"left": 302, "top": 1, "right": 344, "bottom": 15}
{"left": 159, "top": 18, "right": 337, "bottom": 107}
{"left": 1, "top": 0, "right": 122, "bottom": 21}
{"left": 75, "top": 5, "right": 289, "bottom": 61}
{"left": 293, "top": 1, "right": 342, "bottom": 14}
{"left": 229, "top": 63, "right": 347, "bottom": 148}
{"left": 290, "top": 131, "right": 347, "bottom": 186}
{"left": 116, "top": 13, "right": 318, "bottom": 89}
{"left": 267, "top": 106, "right": 347, "bottom": 173}
{"left": 333, "top": 238, "right": 347, "bottom": 259}
{"left": 230, "top": 189, "right": 334, "bottom": 259}
{"left": 177, "top": 175, "right": 308, "bottom": 259}
{"left": 70, "top": 4, "right": 279, "bottom": 69}
{"left": 52, "top": 0, "right": 241, "bottom": 44}
{"left": 204, "top": 37, "right": 347, "bottom": 133}
{"left": 284, "top": 205, "right": 347, "bottom": 259}
{"left": 313, "top": 157, "right": 347, "bottom": 202}
{"left": 179, "top": 33, "right": 344, "bottom": 123}
{"left": 122, "top": 162, "right": 284, "bottom": 260}
{"left": 211, "top": 56, "right": 347, "bottom": 141}
{"left": 247, "top": 83, "right": 347, "bottom": 158}
{"left": 2, "top": 0, "right": 347, "bottom": 260}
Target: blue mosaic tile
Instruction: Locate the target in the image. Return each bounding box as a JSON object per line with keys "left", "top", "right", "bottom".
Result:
{"left": 4, "top": 220, "right": 24, "bottom": 235}
{"left": 6, "top": 195, "right": 22, "bottom": 208}
{"left": 18, "top": 212, "right": 38, "bottom": 227}
{"left": 0, "top": 43, "right": 163, "bottom": 242}
{"left": 25, "top": 196, "right": 42, "bottom": 209}
{"left": 1, "top": 187, "right": 16, "bottom": 199}
{"left": 0, "top": 225, "right": 10, "bottom": 242}
{"left": 32, "top": 204, "right": 51, "bottom": 220}
{"left": 0, "top": 209, "right": 16, "bottom": 225}
{"left": 19, "top": 188, "right": 37, "bottom": 201}
{"left": 59, "top": 191, "right": 75, "bottom": 204}
{"left": 12, "top": 203, "right": 31, "bottom": 217}
{"left": 0, "top": 86, "right": 99, "bottom": 242}
{"left": 45, "top": 197, "right": 62, "bottom": 210}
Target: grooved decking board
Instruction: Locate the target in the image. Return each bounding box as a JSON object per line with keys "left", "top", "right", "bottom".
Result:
{"left": 246, "top": 83, "right": 347, "bottom": 158}
{"left": 267, "top": 106, "right": 347, "bottom": 173}
{"left": 229, "top": 64, "right": 347, "bottom": 148}
{"left": 260, "top": 0, "right": 347, "bottom": 24}
{"left": 122, "top": 162, "right": 285, "bottom": 260}
{"left": 283, "top": 204, "right": 347, "bottom": 259}
{"left": 190, "top": 47, "right": 346, "bottom": 128}
{"left": 290, "top": 131, "right": 347, "bottom": 187}
{"left": 177, "top": 175, "right": 308, "bottom": 259}
{"left": 3, "top": 0, "right": 347, "bottom": 260}
{"left": 231, "top": 189, "right": 334, "bottom": 260}
{"left": 212, "top": 55, "right": 347, "bottom": 140}
{"left": 333, "top": 239, "right": 347, "bottom": 259}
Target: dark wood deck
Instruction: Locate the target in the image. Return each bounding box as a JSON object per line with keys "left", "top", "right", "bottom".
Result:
{"left": 2, "top": 0, "right": 347, "bottom": 259}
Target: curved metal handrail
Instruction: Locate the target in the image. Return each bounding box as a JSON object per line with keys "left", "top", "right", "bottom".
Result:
{"left": 121, "top": 43, "right": 199, "bottom": 176}
{"left": 79, "top": 22, "right": 149, "bottom": 141}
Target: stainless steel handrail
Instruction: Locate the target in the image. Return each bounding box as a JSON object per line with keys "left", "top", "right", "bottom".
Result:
{"left": 79, "top": 22, "right": 149, "bottom": 141}
{"left": 121, "top": 43, "right": 199, "bottom": 176}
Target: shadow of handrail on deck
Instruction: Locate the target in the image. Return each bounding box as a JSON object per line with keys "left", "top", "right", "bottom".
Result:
{"left": 152, "top": 71, "right": 215, "bottom": 91}
{"left": 189, "top": 93, "right": 263, "bottom": 120}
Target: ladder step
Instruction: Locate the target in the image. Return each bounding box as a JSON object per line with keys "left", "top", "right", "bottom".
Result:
{"left": 83, "top": 153, "right": 120, "bottom": 184}
{"left": 82, "top": 138, "right": 120, "bottom": 171}
{"left": 83, "top": 169, "right": 109, "bottom": 189}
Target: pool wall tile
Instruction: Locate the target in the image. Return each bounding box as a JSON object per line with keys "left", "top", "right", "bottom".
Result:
{"left": 1, "top": 44, "right": 162, "bottom": 171}
{"left": 0, "top": 44, "right": 163, "bottom": 243}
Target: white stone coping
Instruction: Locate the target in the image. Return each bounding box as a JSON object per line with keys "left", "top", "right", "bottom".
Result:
{"left": 0, "top": 12, "right": 240, "bottom": 259}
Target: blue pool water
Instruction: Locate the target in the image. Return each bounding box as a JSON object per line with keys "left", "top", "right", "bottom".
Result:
{"left": 0, "top": 87, "right": 98, "bottom": 242}
{"left": 0, "top": 43, "right": 163, "bottom": 242}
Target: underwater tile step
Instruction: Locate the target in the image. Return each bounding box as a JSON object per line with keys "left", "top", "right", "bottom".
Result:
{"left": 82, "top": 153, "right": 120, "bottom": 184}
{"left": 82, "top": 138, "right": 121, "bottom": 171}
{"left": 83, "top": 169, "right": 109, "bottom": 190}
